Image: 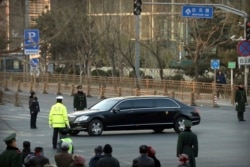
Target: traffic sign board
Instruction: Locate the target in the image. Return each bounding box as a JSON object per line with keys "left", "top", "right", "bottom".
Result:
{"left": 211, "top": 59, "right": 220, "bottom": 69}
{"left": 30, "top": 58, "right": 39, "bottom": 68}
{"left": 182, "top": 5, "right": 213, "bottom": 18}
{"left": 238, "top": 57, "right": 250, "bottom": 66}
{"left": 24, "top": 29, "right": 40, "bottom": 55}
{"left": 237, "top": 40, "right": 250, "bottom": 56}
{"left": 228, "top": 62, "right": 236, "bottom": 69}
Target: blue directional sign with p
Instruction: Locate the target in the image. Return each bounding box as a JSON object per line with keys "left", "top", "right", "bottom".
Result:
{"left": 24, "top": 29, "right": 40, "bottom": 55}
{"left": 211, "top": 59, "right": 220, "bottom": 69}
{"left": 182, "top": 5, "right": 213, "bottom": 19}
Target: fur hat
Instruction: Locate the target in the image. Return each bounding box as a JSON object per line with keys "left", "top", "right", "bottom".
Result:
{"left": 103, "top": 144, "right": 112, "bottom": 154}
{"left": 95, "top": 146, "right": 103, "bottom": 154}
{"left": 23, "top": 141, "right": 31, "bottom": 148}
{"left": 72, "top": 154, "right": 86, "bottom": 165}
{"left": 147, "top": 146, "right": 156, "bottom": 156}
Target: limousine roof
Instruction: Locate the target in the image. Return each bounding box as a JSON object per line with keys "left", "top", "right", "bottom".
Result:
{"left": 107, "top": 95, "right": 170, "bottom": 100}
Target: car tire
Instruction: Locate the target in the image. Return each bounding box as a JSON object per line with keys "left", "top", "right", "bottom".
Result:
{"left": 174, "top": 117, "right": 186, "bottom": 133}
{"left": 153, "top": 128, "right": 164, "bottom": 133}
{"left": 68, "top": 130, "right": 80, "bottom": 136}
{"left": 87, "top": 119, "right": 103, "bottom": 136}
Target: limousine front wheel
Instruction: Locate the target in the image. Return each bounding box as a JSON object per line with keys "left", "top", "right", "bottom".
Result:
{"left": 174, "top": 117, "right": 186, "bottom": 133}
{"left": 88, "top": 119, "right": 103, "bottom": 136}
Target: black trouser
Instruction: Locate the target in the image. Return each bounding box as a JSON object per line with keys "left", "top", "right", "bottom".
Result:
{"left": 237, "top": 112, "right": 244, "bottom": 121}
{"left": 30, "top": 111, "right": 38, "bottom": 128}
{"left": 52, "top": 128, "right": 63, "bottom": 148}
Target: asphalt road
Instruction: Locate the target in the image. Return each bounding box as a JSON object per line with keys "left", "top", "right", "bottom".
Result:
{"left": 0, "top": 92, "right": 250, "bottom": 167}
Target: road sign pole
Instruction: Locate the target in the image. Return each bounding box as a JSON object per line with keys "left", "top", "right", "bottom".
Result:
{"left": 213, "top": 69, "right": 217, "bottom": 94}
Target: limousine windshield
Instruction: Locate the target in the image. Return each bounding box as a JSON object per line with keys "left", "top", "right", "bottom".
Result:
{"left": 90, "top": 99, "right": 120, "bottom": 110}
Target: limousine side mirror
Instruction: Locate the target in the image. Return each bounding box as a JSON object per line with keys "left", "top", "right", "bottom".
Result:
{"left": 112, "top": 107, "right": 120, "bottom": 113}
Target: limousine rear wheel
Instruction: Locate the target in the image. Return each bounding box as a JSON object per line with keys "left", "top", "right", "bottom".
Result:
{"left": 174, "top": 117, "right": 186, "bottom": 133}
{"left": 88, "top": 119, "right": 103, "bottom": 136}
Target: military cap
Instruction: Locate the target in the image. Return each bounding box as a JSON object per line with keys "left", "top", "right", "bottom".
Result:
{"left": 77, "top": 85, "right": 82, "bottom": 89}
{"left": 184, "top": 120, "right": 193, "bottom": 127}
{"left": 56, "top": 96, "right": 63, "bottom": 100}
{"left": 3, "top": 133, "right": 16, "bottom": 142}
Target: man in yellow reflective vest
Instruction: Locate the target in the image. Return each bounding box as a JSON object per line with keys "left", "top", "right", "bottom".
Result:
{"left": 57, "top": 128, "right": 74, "bottom": 154}
{"left": 49, "top": 96, "right": 70, "bottom": 149}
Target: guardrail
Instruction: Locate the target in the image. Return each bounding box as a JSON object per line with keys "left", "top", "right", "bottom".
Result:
{"left": 0, "top": 72, "right": 245, "bottom": 106}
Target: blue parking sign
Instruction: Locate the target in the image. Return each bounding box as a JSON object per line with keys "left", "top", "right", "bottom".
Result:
{"left": 211, "top": 59, "right": 220, "bottom": 69}
{"left": 24, "top": 29, "right": 40, "bottom": 55}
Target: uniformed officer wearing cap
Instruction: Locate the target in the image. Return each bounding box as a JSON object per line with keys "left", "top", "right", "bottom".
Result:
{"left": 49, "top": 96, "right": 70, "bottom": 149}
{"left": 176, "top": 120, "right": 198, "bottom": 167}
{"left": 73, "top": 85, "right": 87, "bottom": 111}
{"left": 0, "top": 133, "right": 22, "bottom": 167}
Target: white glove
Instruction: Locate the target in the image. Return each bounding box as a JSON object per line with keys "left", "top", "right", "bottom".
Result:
{"left": 49, "top": 125, "right": 52, "bottom": 128}
{"left": 235, "top": 102, "right": 238, "bottom": 105}
{"left": 67, "top": 125, "right": 71, "bottom": 129}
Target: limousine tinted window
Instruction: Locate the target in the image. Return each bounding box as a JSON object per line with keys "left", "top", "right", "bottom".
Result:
{"left": 133, "top": 99, "right": 154, "bottom": 108}
{"left": 155, "top": 99, "right": 179, "bottom": 108}
{"left": 117, "top": 100, "right": 132, "bottom": 110}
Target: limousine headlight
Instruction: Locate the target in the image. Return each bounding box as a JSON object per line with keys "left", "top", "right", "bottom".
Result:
{"left": 74, "top": 115, "right": 89, "bottom": 122}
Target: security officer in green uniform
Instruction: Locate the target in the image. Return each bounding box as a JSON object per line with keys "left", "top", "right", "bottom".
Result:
{"left": 73, "top": 85, "right": 87, "bottom": 111}
{"left": 0, "top": 133, "right": 22, "bottom": 167}
{"left": 177, "top": 120, "right": 198, "bottom": 167}
{"left": 235, "top": 83, "right": 247, "bottom": 121}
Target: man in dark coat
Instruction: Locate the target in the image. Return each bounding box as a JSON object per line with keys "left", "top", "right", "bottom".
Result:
{"left": 55, "top": 142, "right": 73, "bottom": 167}
{"left": 177, "top": 120, "right": 198, "bottom": 167}
{"left": 147, "top": 146, "right": 160, "bottom": 167}
{"left": 235, "top": 83, "right": 247, "bottom": 121}
{"left": 216, "top": 70, "right": 227, "bottom": 98}
{"left": 89, "top": 145, "right": 103, "bottom": 167}
{"left": 26, "top": 147, "right": 49, "bottom": 167}
{"left": 96, "top": 144, "right": 120, "bottom": 167}
{"left": 132, "top": 145, "right": 155, "bottom": 167}
{"left": 30, "top": 96, "right": 40, "bottom": 129}
{"left": 0, "top": 133, "right": 22, "bottom": 167}
{"left": 73, "top": 85, "right": 87, "bottom": 111}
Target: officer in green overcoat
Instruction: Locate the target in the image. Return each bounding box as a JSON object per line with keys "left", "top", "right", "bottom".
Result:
{"left": 0, "top": 133, "right": 22, "bottom": 167}
{"left": 73, "top": 85, "right": 87, "bottom": 111}
{"left": 177, "top": 120, "right": 198, "bottom": 167}
{"left": 235, "top": 83, "right": 247, "bottom": 121}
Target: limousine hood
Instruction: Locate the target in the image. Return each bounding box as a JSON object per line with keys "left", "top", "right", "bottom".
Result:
{"left": 68, "top": 109, "right": 102, "bottom": 116}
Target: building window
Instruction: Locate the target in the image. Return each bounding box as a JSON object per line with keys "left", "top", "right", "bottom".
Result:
{"left": 13, "top": 60, "right": 19, "bottom": 70}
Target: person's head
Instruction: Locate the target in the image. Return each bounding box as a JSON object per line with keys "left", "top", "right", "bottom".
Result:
{"left": 34, "top": 147, "right": 44, "bottom": 156}
{"left": 103, "top": 144, "right": 112, "bottom": 154}
{"left": 184, "top": 120, "right": 192, "bottom": 129}
{"left": 179, "top": 154, "right": 189, "bottom": 164}
{"left": 77, "top": 85, "right": 82, "bottom": 92}
{"left": 139, "top": 145, "right": 148, "bottom": 154}
{"left": 238, "top": 82, "right": 244, "bottom": 89}
{"left": 94, "top": 145, "right": 103, "bottom": 155}
{"left": 56, "top": 96, "right": 63, "bottom": 103}
{"left": 3, "top": 133, "right": 17, "bottom": 147}
{"left": 23, "top": 141, "right": 31, "bottom": 149}
{"left": 61, "top": 142, "right": 69, "bottom": 152}
{"left": 30, "top": 91, "right": 35, "bottom": 96}
{"left": 147, "top": 146, "right": 156, "bottom": 157}
{"left": 72, "top": 154, "right": 86, "bottom": 165}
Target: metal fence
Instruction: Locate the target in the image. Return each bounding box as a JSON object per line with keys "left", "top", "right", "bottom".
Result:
{"left": 0, "top": 72, "right": 245, "bottom": 106}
